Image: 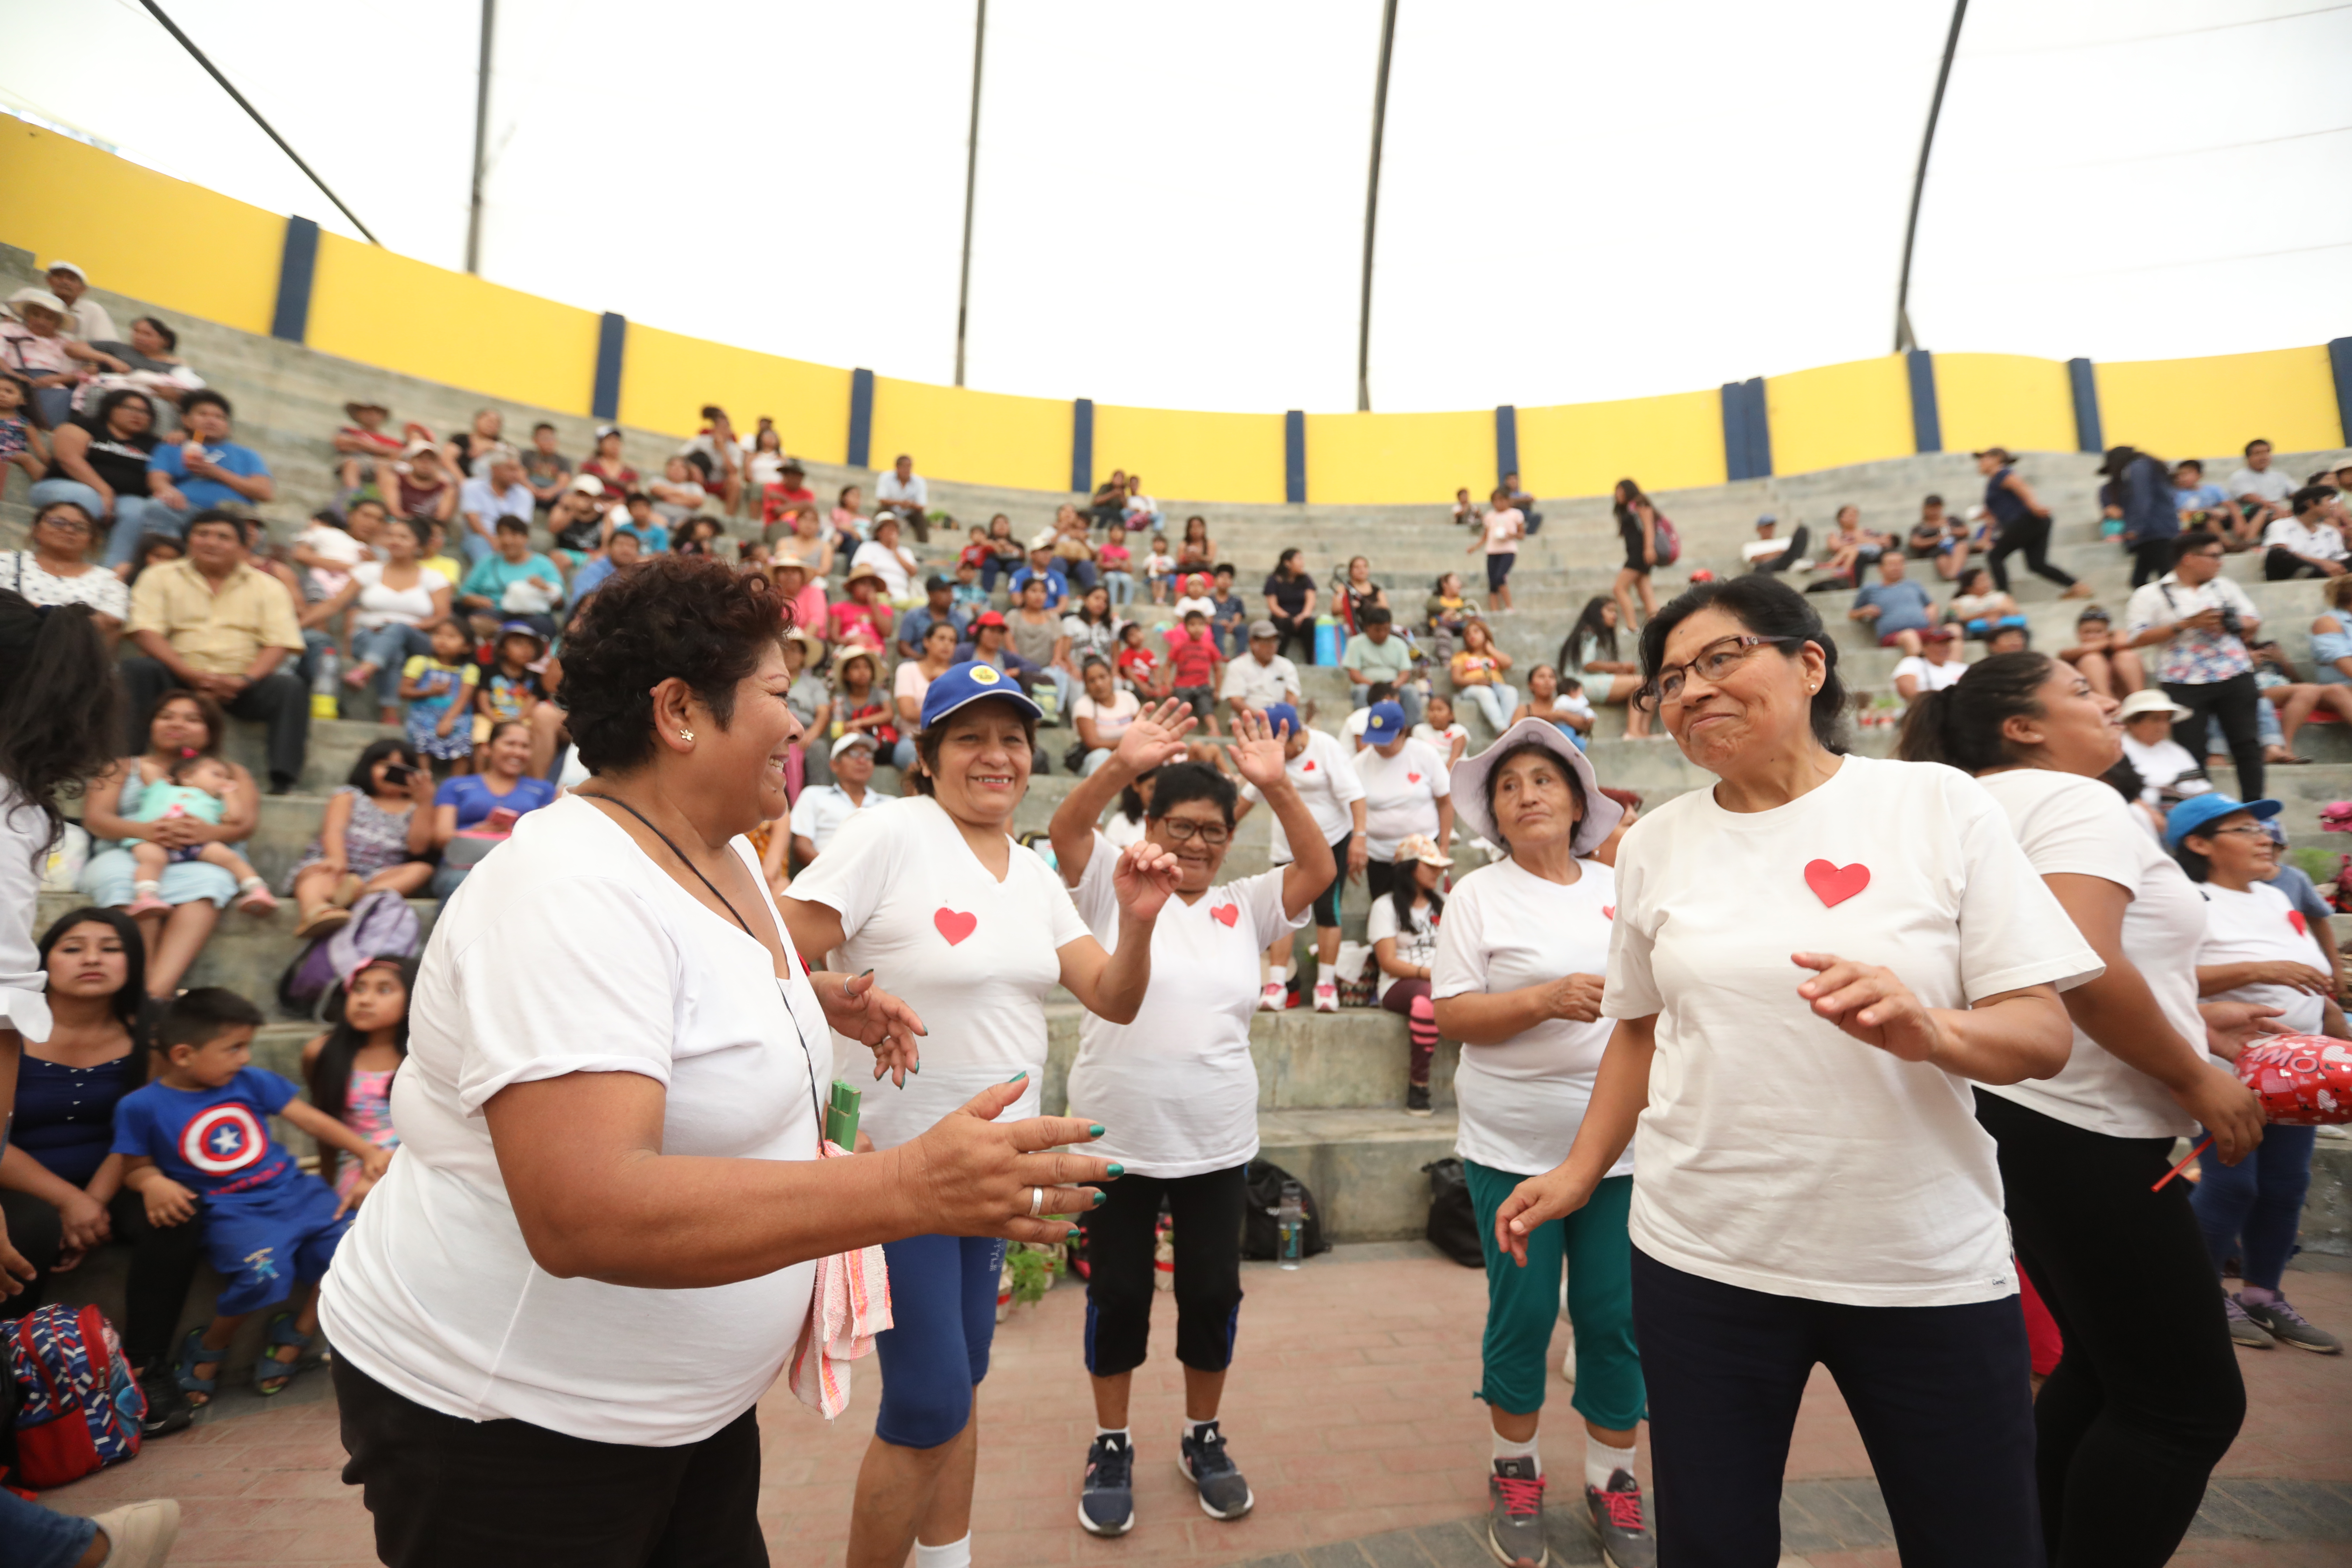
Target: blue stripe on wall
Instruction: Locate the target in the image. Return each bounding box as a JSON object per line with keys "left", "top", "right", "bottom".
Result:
{"left": 270, "top": 216, "right": 318, "bottom": 343}
{"left": 1741, "top": 377, "right": 1773, "bottom": 479}
{"left": 2067, "top": 358, "right": 2103, "bottom": 454}
{"left": 1071, "top": 399, "right": 1094, "bottom": 494}
{"left": 1284, "top": 410, "right": 1306, "bottom": 504}
{"left": 847, "top": 369, "right": 875, "bottom": 469}
{"left": 1720, "top": 384, "right": 1749, "bottom": 481}
{"left": 2329, "top": 338, "right": 2352, "bottom": 446}
{"left": 1905, "top": 349, "right": 1942, "bottom": 454}
{"left": 1494, "top": 405, "right": 1519, "bottom": 486}
{"left": 590, "top": 313, "right": 626, "bottom": 422}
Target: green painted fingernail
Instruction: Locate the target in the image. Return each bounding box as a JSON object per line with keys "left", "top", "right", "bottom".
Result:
{"left": 1106, "top": 1162, "right": 1124, "bottom": 1177}
{"left": 1089, "top": 1124, "right": 1106, "bottom": 1138}
{"left": 1007, "top": 1072, "right": 1028, "bottom": 1083}
{"left": 1092, "top": 1190, "right": 1108, "bottom": 1207}
{"left": 1067, "top": 1226, "right": 1083, "bottom": 1240}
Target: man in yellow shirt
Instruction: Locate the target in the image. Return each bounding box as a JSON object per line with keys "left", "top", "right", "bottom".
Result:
{"left": 124, "top": 509, "right": 309, "bottom": 792}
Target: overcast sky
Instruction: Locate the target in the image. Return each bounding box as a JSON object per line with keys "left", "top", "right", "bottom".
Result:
{"left": 8, "top": 0, "right": 2347, "bottom": 413}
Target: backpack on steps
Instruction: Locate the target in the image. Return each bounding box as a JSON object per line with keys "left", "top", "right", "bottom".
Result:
{"left": 278, "top": 889, "right": 422, "bottom": 1015}
{"left": 4, "top": 1304, "right": 144, "bottom": 1488}
{"left": 1420, "top": 1157, "right": 1485, "bottom": 1268}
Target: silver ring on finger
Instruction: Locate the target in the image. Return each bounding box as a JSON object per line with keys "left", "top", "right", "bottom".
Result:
{"left": 1028, "top": 1186, "right": 1044, "bottom": 1218}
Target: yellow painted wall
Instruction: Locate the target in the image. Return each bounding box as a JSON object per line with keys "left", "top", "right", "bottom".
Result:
{"left": 1933, "top": 353, "right": 2076, "bottom": 456}
{"left": 1092, "top": 405, "right": 1288, "bottom": 506}
{"left": 307, "top": 233, "right": 600, "bottom": 416}
{"left": 0, "top": 121, "right": 279, "bottom": 335}
{"left": 1514, "top": 388, "right": 1728, "bottom": 498}
{"left": 619, "top": 326, "right": 850, "bottom": 458}
{"left": 1765, "top": 356, "right": 1917, "bottom": 475}
{"left": 868, "top": 377, "right": 1070, "bottom": 494}
{"left": 1303, "top": 409, "right": 1491, "bottom": 505}
{"left": 2095, "top": 347, "right": 2342, "bottom": 460}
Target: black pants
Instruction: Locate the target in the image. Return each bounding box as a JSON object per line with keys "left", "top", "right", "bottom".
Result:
{"left": 1077, "top": 1164, "right": 1247, "bottom": 1379}
{"left": 1275, "top": 832, "right": 1348, "bottom": 932}
{"left": 334, "top": 1357, "right": 766, "bottom": 1568}
{"left": 1975, "top": 1092, "right": 2244, "bottom": 1568}
{"left": 120, "top": 657, "right": 310, "bottom": 790}
{"left": 1987, "top": 513, "right": 2077, "bottom": 593}
{"left": 1268, "top": 611, "right": 1314, "bottom": 664}
{"left": 1753, "top": 525, "right": 1810, "bottom": 574}
{"left": 1630, "top": 1246, "right": 2039, "bottom": 1568}
{"left": 2263, "top": 545, "right": 2332, "bottom": 581}
{"left": 2128, "top": 537, "right": 2176, "bottom": 589}
{"left": 0, "top": 1186, "right": 205, "bottom": 1368}
{"left": 2166, "top": 671, "right": 2263, "bottom": 800}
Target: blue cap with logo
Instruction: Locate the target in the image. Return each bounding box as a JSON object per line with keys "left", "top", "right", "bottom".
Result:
{"left": 1363, "top": 700, "right": 1407, "bottom": 743}
{"left": 1261, "top": 702, "right": 1302, "bottom": 739}
{"left": 2163, "top": 791, "right": 2281, "bottom": 849}
{"left": 919, "top": 659, "right": 1044, "bottom": 729}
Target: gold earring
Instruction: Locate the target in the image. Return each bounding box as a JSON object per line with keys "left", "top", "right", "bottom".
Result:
{"left": 678, "top": 729, "right": 695, "bottom": 742}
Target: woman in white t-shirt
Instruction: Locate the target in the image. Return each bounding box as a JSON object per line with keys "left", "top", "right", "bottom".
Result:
{"left": 1899, "top": 652, "right": 2266, "bottom": 1562}
{"left": 316, "top": 515, "right": 451, "bottom": 723}
{"left": 1368, "top": 833, "right": 1448, "bottom": 1115}
{"left": 1046, "top": 707, "right": 1330, "bottom": 1536}
{"left": 1232, "top": 702, "right": 1367, "bottom": 1012}
{"left": 1, "top": 498, "right": 130, "bottom": 639}
{"left": 1072, "top": 656, "right": 1142, "bottom": 776}
{"left": 1496, "top": 576, "right": 2098, "bottom": 1566}
{"left": 1430, "top": 718, "right": 1644, "bottom": 1566}
{"left": 2170, "top": 793, "right": 2348, "bottom": 1357}
{"left": 321, "top": 557, "right": 1110, "bottom": 1562}
{"left": 1890, "top": 625, "right": 1967, "bottom": 704}
{"left": 2118, "top": 689, "right": 2207, "bottom": 814}
{"left": 781, "top": 663, "right": 1179, "bottom": 1568}
{"left": 1352, "top": 700, "right": 1451, "bottom": 901}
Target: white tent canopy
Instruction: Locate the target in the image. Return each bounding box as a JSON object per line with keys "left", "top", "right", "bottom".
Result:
{"left": 8, "top": 0, "right": 2346, "bottom": 413}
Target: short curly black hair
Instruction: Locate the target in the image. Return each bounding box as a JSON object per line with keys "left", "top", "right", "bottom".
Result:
{"left": 560, "top": 552, "right": 789, "bottom": 774}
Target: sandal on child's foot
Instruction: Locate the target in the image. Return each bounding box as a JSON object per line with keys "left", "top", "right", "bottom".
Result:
{"left": 254, "top": 1312, "right": 314, "bottom": 1396}
{"left": 236, "top": 878, "right": 280, "bottom": 914}
{"left": 174, "top": 1326, "right": 220, "bottom": 1408}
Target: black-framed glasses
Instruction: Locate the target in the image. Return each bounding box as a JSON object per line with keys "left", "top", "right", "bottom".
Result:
{"left": 1643, "top": 634, "right": 1801, "bottom": 707}
{"left": 1158, "top": 819, "right": 1232, "bottom": 846}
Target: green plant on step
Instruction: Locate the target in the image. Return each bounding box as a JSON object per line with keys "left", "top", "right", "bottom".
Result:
{"left": 1006, "top": 1241, "right": 1064, "bottom": 1306}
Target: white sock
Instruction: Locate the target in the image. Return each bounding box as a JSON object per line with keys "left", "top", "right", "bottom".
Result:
{"left": 912, "top": 1533, "right": 972, "bottom": 1568}
{"left": 1492, "top": 1429, "right": 1540, "bottom": 1476}
{"left": 1586, "top": 1434, "right": 1636, "bottom": 1491}
{"left": 1183, "top": 1415, "right": 1217, "bottom": 1441}
{"left": 134, "top": 879, "right": 161, "bottom": 896}
{"left": 1268, "top": 964, "right": 1292, "bottom": 985}
{"left": 1096, "top": 1424, "right": 1130, "bottom": 1443}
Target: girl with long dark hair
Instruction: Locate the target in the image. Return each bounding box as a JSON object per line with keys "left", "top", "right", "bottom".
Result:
{"left": 1561, "top": 596, "right": 1651, "bottom": 740}
{"left": 303, "top": 958, "right": 416, "bottom": 1201}
{"left": 1370, "top": 834, "right": 1448, "bottom": 1115}
{"left": 1610, "top": 479, "right": 1660, "bottom": 630}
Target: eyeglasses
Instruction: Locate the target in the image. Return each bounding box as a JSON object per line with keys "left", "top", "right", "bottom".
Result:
{"left": 1157, "top": 819, "right": 1232, "bottom": 846}
{"left": 38, "top": 513, "right": 93, "bottom": 534}
{"left": 1642, "top": 634, "right": 1800, "bottom": 707}
{"left": 2202, "top": 824, "right": 2273, "bottom": 840}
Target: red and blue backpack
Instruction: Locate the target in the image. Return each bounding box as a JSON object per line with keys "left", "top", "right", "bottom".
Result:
{"left": 4, "top": 1304, "right": 145, "bottom": 1487}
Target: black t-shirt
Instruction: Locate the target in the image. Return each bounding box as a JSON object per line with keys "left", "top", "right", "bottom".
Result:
{"left": 1263, "top": 572, "right": 1311, "bottom": 618}
{"left": 44, "top": 416, "right": 158, "bottom": 498}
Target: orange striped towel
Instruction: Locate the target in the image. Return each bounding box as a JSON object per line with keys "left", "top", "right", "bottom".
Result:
{"left": 786, "top": 1140, "right": 893, "bottom": 1418}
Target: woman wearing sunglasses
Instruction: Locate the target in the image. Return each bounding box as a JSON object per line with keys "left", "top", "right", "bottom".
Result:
{"left": 1494, "top": 575, "right": 2099, "bottom": 1566}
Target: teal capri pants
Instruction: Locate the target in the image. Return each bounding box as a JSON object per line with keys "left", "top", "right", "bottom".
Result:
{"left": 1463, "top": 1160, "right": 1645, "bottom": 1432}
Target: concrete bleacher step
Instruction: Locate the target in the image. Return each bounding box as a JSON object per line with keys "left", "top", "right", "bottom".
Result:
{"left": 34, "top": 889, "right": 440, "bottom": 1011}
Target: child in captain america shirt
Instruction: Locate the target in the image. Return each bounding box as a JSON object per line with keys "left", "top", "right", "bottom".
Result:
{"left": 113, "top": 988, "right": 393, "bottom": 1404}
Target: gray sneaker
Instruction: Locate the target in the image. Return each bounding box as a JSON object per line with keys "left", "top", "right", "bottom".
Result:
{"left": 1486, "top": 1456, "right": 1548, "bottom": 1567}
{"left": 2238, "top": 1292, "right": 2343, "bottom": 1354}
{"left": 2223, "top": 1293, "right": 2276, "bottom": 1348}
{"left": 1586, "top": 1470, "right": 1657, "bottom": 1568}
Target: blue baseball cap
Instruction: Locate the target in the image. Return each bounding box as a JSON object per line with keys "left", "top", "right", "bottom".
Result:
{"left": 1363, "top": 700, "right": 1407, "bottom": 743}
{"left": 2164, "top": 792, "right": 2281, "bottom": 849}
{"left": 1262, "top": 702, "right": 1302, "bottom": 739}
{"left": 919, "top": 659, "right": 1043, "bottom": 729}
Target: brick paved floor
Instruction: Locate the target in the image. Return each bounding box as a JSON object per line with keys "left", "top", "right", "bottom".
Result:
{"left": 29, "top": 1248, "right": 2352, "bottom": 1566}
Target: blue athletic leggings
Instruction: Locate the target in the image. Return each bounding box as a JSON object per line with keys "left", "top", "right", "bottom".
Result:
{"left": 873, "top": 1233, "right": 1007, "bottom": 1450}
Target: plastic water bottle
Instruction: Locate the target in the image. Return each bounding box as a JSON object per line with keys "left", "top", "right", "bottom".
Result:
{"left": 310, "top": 647, "right": 340, "bottom": 719}
{"left": 1312, "top": 615, "right": 1339, "bottom": 666}
{"left": 1277, "top": 1181, "right": 1304, "bottom": 1269}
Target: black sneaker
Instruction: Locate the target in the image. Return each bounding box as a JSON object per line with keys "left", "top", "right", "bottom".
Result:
{"left": 1406, "top": 1084, "right": 1433, "bottom": 1117}
{"left": 1179, "top": 1420, "right": 1255, "bottom": 1519}
{"left": 1079, "top": 1433, "right": 1135, "bottom": 1536}
{"left": 1586, "top": 1469, "right": 1656, "bottom": 1568}
{"left": 137, "top": 1363, "right": 194, "bottom": 1437}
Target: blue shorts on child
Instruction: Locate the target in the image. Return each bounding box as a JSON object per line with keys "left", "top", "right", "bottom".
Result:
{"left": 203, "top": 1177, "right": 351, "bottom": 1315}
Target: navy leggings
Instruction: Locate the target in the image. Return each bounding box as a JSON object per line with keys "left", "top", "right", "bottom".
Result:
{"left": 2191, "top": 1123, "right": 2317, "bottom": 1290}
{"left": 872, "top": 1233, "right": 1007, "bottom": 1450}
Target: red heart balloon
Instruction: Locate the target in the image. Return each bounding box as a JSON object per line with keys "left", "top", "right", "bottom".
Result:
{"left": 1803, "top": 860, "right": 1871, "bottom": 908}
{"left": 1211, "top": 904, "right": 1239, "bottom": 928}
{"left": 933, "top": 908, "right": 978, "bottom": 946}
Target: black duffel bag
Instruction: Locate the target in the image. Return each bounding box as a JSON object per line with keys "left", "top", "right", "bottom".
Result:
{"left": 1421, "top": 1157, "right": 1485, "bottom": 1267}
{"left": 1240, "top": 1158, "right": 1331, "bottom": 1260}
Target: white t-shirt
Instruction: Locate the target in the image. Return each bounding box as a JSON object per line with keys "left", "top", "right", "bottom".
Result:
{"left": 789, "top": 782, "right": 880, "bottom": 855}
{"left": 1741, "top": 537, "right": 1789, "bottom": 563}
{"left": 875, "top": 471, "right": 928, "bottom": 509}
{"left": 1434, "top": 857, "right": 1630, "bottom": 1176}
{"left": 2121, "top": 733, "right": 2208, "bottom": 807}
{"left": 2197, "top": 879, "right": 2330, "bottom": 1036}
{"left": 1073, "top": 689, "right": 1141, "bottom": 746}
{"left": 1365, "top": 892, "right": 1440, "bottom": 1003}
{"left": 784, "top": 795, "right": 1091, "bottom": 1149}
{"left": 1100, "top": 810, "right": 1148, "bottom": 852}
{"left": 293, "top": 522, "right": 367, "bottom": 598}
{"left": 2230, "top": 466, "right": 2297, "bottom": 506}
{"left": 0, "top": 551, "right": 130, "bottom": 621}
{"left": 319, "top": 797, "right": 832, "bottom": 1446}
{"left": 1340, "top": 707, "right": 1371, "bottom": 746}
{"left": 1354, "top": 738, "right": 1449, "bottom": 859}
{"left": 893, "top": 659, "right": 938, "bottom": 709}
{"left": 1062, "top": 833, "right": 1305, "bottom": 1177}
{"left": 1483, "top": 510, "right": 1524, "bottom": 555}
{"left": 1219, "top": 652, "right": 1301, "bottom": 713}
{"left": 348, "top": 560, "right": 449, "bottom": 631}
{"left": 1240, "top": 729, "right": 1364, "bottom": 862}
{"left": 1976, "top": 769, "right": 2216, "bottom": 1138}
{"left": 2263, "top": 514, "right": 2346, "bottom": 562}
{"left": 1173, "top": 594, "right": 1217, "bottom": 619}
{"left": 1413, "top": 721, "right": 1469, "bottom": 763}
{"left": 850, "top": 540, "right": 916, "bottom": 601}
{"left": 1892, "top": 654, "right": 1967, "bottom": 696}
{"left": 1603, "top": 754, "right": 2101, "bottom": 1307}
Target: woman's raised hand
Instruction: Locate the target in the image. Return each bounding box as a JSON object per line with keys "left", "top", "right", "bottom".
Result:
{"left": 822, "top": 969, "right": 927, "bottom": 1088}
{"left": 1112, "top": 698, "right": 1196, "bottom": 774}
{"left": 1792, "top": 952, "right": 1945, "bottom": 1063}
{"left": 1228, "top": 709, "right": 1289, "bottom": 791}
{"left": 1112, "top": 840, "right": 1182, "bottom": 924}
{"left": 901, "top": 1079, "right": 1118, "bottom": 1245}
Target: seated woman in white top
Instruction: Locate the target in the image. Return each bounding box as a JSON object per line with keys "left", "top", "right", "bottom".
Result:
{"left": 1891, "top": 625, "right": 1967, "bottom": 704}
{"left": 313, "top": 515, "right": 451, "bottom": 723}
{"left": 2118, "top": 689, "right": 2207, "bottom": 814}
{"left": 320, "top": 559, "right": 1115, "bottom": 1566}
{"left": 1072, "top": 656, "right": 1141, "bottom": 776}
{"left": 850, "top": 514, "right": 919, "bottom": 603}
{"left": 1496, "top": 575, "right": 2097, "bottom": 1567}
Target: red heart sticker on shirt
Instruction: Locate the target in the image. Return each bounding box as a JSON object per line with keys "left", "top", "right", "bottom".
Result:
{"left": 1301, "top": 760, "right": 1316, "bottom": 772}
{"left": 1212, "top": 904, "right": 1239, "bottom": 927}
{"left": 1803, "top": 860, "right": 1871, "bottom": 909}
{"left": 933, "top": 908, "right": 978, "bottom": 946}
{"left": 2290, "top": 910, "right": 2309, "bottom": 937}
{"left": 1407, "top": 773, "right": 1422, "bottom": 784}
{"left": 1602, "top": 905, "right": 1615, "bottom": 920}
